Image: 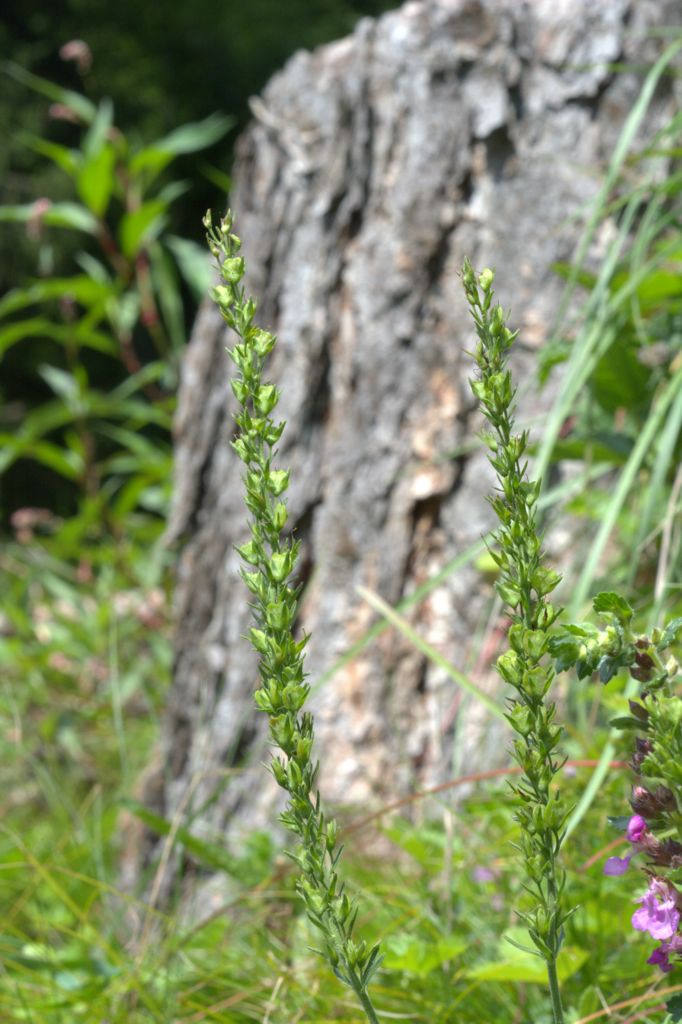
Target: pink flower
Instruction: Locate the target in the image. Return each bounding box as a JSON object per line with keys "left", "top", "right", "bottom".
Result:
{"left": 49, "top": 103, "right": 81, "bottom": 124}
{"left": 27, "top": 198, "right": 52, "bottom": 240}
{"left": 603, "top": 815, "right": 649, "bottom": 875}
{"left": 59, "top": 39, "right": 92, "bottom": 74}
{"left": 632, "top": 878, "right": 680, "bottom": 941}
{"left": 627, "top": 815, "right": 648, "bottom": 843}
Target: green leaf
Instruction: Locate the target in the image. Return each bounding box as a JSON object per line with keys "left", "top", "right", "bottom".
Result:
{"left": 468, "top": 935, "right": 587, "bottom": 983}
{"left": 598, "top": 655, "right": 622, "bottom": 683}
{"left": 38, "top": 365, "right": 80, "bottom": 405}
{"left": 0, "top": 201, "right": 99, "bottom": 234}
{"left": 18, "top": 133, "right": 81, "bottom": 177}
{"left": 660, "top": 617, "right": 682, "bottom": 649}
{"left": 82, "top": 97, "right": 114, "bottom": 159}
{"left": 165, "top": 235, "right": 213, "bottom": 298}
{"left": 382, "top": 934, "right": 466, "bottom": 977}
{"left": 667, "top": 993, "right": 682, "bottom": 1022}
{"left": 119, "top": 200, "right": 167, "bottom": 259}
{"left": 0, "top": 276, "right": 112, "bottom": 319}
{"left": 149, "top": 242, "right": 184, "bottom": 352}
{"left": 3, "top": 61, "right": 97, "bottom": 123}
{"left": 592, "top": 591, "right": 634, "bottom": 623}
{"left": 129, "top": 113, "right": 233, "bottom": 181}
{"left": 77, "top": 145, "right": 117, "bottom": 216}
{"left": 0, "top": 435, "right": 83, "bottom": 479}
{"left": 0, "top": 317, "right": 116, "bottom": 359}
{"left": 609, "top": 716, "right": 643, "bottom": 731}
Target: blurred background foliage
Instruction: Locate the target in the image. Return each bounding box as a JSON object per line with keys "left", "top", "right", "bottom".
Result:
{"left": 0, "top": 4, "right": 681, "bottom": 1021}
{"left": 0, "top": 0, "right": 398, "bottom": 523}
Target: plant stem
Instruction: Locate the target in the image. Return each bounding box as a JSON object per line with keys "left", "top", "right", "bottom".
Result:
{"left": 352, "top": 978, "right": 381, "bottom": 1024}
{"left": 546, "top": 959, "right": 564, "bottom": 1024}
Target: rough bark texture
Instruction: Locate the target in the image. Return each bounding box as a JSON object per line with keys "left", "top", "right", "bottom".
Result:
{"left": 129, "top": 0, "right": 680, "bottom": 906}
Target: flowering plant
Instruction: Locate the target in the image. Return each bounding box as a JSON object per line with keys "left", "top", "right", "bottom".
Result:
{"left": 551, "top": 601, "right": 682, "bottom": 976}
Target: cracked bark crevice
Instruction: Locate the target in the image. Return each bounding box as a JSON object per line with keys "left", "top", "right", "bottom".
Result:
{"left": 127, "top": 0, "right": 682, "bottom": 907}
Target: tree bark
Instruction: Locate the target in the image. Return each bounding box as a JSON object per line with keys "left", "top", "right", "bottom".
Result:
{"left": 129, "top": 0, "right": 680, "bottom": 908}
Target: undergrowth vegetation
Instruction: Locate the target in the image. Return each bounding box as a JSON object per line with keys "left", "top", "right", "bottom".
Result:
{"left": 0, "top": 38, "right": 681, "bottom": 1024}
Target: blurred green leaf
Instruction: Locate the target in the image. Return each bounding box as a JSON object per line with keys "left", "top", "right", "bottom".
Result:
{"left": 0, "top": 276, "right": 113, "bottom": 319}
{"left": 0, "top": 317, "right": 117, "bottom": 359}
{"left": 19, "top": 134, "right": 81, "bottom": 177}
{"left": 165, "top": 234, "right": 213, "bottom": 298}
{"left": 0, "top": 201, "right": 99, "bottom": 234}
{"left": 3, "top": 60, "right": 97, "bottom": 123}
{"left": 149, "top": 242, "right": 184, "bottom": 351}
{"left": 119, "top": 200, "right": 167, "bottom": 259}
{"left": 129, "top": 113, "right": 233, "bottom": 182}
{"left": 77, "top": 145, "right": 117, "bottom": 217}
{"left": 82, "top": 98, "right": 114, "bottom": 159}
{"left": 383, "top": 934, "right": 466, "bottom": 977}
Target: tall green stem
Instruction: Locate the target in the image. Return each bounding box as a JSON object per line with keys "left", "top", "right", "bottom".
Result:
{"left": 205, "top": 209, "right": 382, "bottom": 1024}
{"left": 462, "top": 260, "right": 572, "bottom": 1024}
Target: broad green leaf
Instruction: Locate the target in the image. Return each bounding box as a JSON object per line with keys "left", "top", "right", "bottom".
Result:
{"left": 45, "top": 202, "right": 100, "bottom": 234}
{"left": 107, "top": 360, "right": 168, "bottom": 401}
{"left": 0, "top": 201, "right": 98, "bottom": 234}
{"left": 382, "top": 934, "right": 466, "bottom": 977}
{"left": 18, "top": 133, "right": 81, "bottom": 177}
{"left": 0, "top": 318, "right": 116, "bottom": 359}
{"left": 0, "top": 276, "right": 113, "bottom": 319}
{"left": 38, "top": 365, "right": 81, "bottom": 407}
{"left": 468, "top": 937, "right": 587, "bottom": 984}
{"left": 74, "top": 252, "right": 111, "bottom": 284}
{"left": 3, "top": 61, "right": 97, "bottom": 123}
{"left": 119, "top": 200, "right": 167, "bottom": 259}
{"left": 0, "top": 435, "right": 82, "bottom": 479}
{"left": 592, "top": 591, "right": 634, "bottom": 623}
{"left": 82, "top": 97, "right": 114, "bottom": 158}
{"left": 77, "top": 145, "right": 117, "bottom": 216}
{"left": 129, "top": 113, "right": 233, "bottom": 181}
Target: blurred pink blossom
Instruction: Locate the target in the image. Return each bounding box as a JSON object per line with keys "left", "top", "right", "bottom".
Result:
{"left": 59, "top": 39, "right": 92, "bottom": 73}
{"left": 49, "top": 103, "right": 81, "bottom": 123}
{"left": 27, "top": 198, "right": 51, "bottom": 240}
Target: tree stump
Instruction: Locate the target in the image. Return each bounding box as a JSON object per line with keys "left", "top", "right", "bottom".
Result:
{"left": 128, "top": 0, "right": 681, "bottom": 909}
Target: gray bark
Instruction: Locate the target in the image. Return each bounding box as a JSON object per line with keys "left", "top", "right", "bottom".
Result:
{"left": 128, "top": 0, "right": 681, "bottom": 906}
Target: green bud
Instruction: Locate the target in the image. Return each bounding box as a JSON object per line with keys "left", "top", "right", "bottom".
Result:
{"left": 267, "top": 470, "right": 290, "bottom": 496}
{"left": 252, "top": 328, "right": 276, "bottom": 357}
{"left": 249, "top": 628, "right": 269, "bottom": 654}
{"left": 236, "top": 540, "right": 260, "bottom": 565}
{"left": 271, "top": 758, "right": 288, "bottom": 787}
{"left": 497, "top": 650, "right": 522, "bottom": 686}
{"left": 255, "top": 383, "right": 279, "bottom": 415}
{"left": 479, "top": 267, "right": 494, "bottom": 291}
{"left": 265, "top": 601, "right": 291, "bottom": 631}
{"left": 273, "top": 502, "right": 288, "bottom": 530}
{"left": 269, "top": 551, "right": 292, "bottom": 583}
{"left": 222, "top": 256, "right": 245, "bottom": 282}
{"left": 211, "top": 284, "right": 234, "bottom": 307}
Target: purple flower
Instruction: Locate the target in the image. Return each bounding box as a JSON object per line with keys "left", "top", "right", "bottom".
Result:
{"left": 604, "top": 851, "right": 633, "bottom": 876}
{"left": 627, "top": 815, "right": 648, "bottom": 843}
{"left": 632, "top": 878, "right": 681, "bottom": 941}
{"left": 647, "top": 946, "right": 674, "bottom": 973}
{"left": 472, "top": 866, "right": 495, "bottom": 884}
{"left": 603, "top": 815, "right": 649, "bottom": 876}
{"left": 647, "top": 935, "right": 682, "bottom": 973}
